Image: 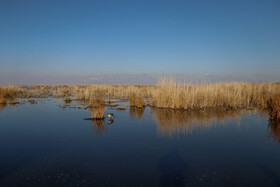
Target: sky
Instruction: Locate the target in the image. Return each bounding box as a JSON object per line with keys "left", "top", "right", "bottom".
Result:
{"left": 0, "top": 0, "right": 280, "bottom": 84}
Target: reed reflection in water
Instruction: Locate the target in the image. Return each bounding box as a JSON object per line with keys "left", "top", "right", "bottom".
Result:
{"left": 90, "top": 119, "right": 107, "bottom": 135}
{"left": 268, "top": 119, "right": 280, "bottom": 143}
{"left": 151, "top": 108, "right": 256, "bottom": 137}
{"left": 130, "top": 107, "right": 145, "bottom": 120}
{"left": 0, "top": 103, "right": 7, "bottom": 110}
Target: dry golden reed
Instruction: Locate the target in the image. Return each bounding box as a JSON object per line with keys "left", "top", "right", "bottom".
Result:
{"left": 150, "top": 78, "right": 280, "bottom": 110}
{"left": 64, "top": 97, "right": 72, "bottom": 104}
{"left": 90, "top": 106, "right": 107, "bottom": 119}
{"left": 129, "top": 92, "right": 136, "bottom": 107}
{"left": 0, "top": 97, "right": 7, "bottom": 104}
{"left": 89, "top": 96, "right": 107, "bottom": 119}
{"left": 1, "top": 78, "right": 279, "bottom": 110}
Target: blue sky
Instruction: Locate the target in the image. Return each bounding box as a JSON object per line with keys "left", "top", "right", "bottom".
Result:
{"left": 0, "top": 0, "right": 280, "bottom": 84}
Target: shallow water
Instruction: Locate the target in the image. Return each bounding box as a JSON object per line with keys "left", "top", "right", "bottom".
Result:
{"left": 0, "top": 98, "right": 280, "bottom": 186}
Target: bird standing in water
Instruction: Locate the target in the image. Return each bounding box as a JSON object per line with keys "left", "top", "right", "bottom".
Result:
{"left": 107, "top": 113, "right": 114, "bottom": 118}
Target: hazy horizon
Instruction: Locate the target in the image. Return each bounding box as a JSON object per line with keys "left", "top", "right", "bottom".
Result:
{"left": 1, "top": 0, "right": 280, "bottom": 84}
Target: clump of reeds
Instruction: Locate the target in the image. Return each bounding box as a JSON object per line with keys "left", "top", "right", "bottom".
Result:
{"left": 0, "top": 87, "right": 21, "bottom": 105}
{"left": 0, "top": 97, "right": 7, "bottom": 104}
{"left": 89, "top": 96, "right": 106, "bottom": 119}
{"left": 8, "top": 98, "right": 18, "bottom": 105}
{"left": 129, "top": 91, "right": 144, "bottom": 108}
{"left": 28, "top": 99, "right": 36, "bottom": 104}
{"left": 268, "top": 94, "right": 280, "bottom": 124}
{"left": 90, "top": 106, "right": 107, "bottom": 119}
{"left": 0, "top": 87, "right": 21, "bottom": 100}
{"left": 117, "top": 107, "right": 126, "bottom": 111}
{"left": 135, "top": 96, "right": 144, "bottom": 108}
{"left": 64, "top": 97, "right": 72, "bottom": 104}
{"left": 89, "top": 95, "right": 105, "bottom": 107}
{"left": 129, "top": 92, "right": 136, "bottom": 107}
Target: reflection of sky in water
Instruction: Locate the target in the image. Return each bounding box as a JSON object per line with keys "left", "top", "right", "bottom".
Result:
{"left": 0, "top": 99, "right": 280, "bottom": 186}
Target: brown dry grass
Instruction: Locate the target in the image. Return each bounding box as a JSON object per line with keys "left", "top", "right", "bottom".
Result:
{"left": 129, "top": 92, "right": 136, "bottom": 107}
{"left": 89, "top": 96, "right": 107, "bottom": 119}
{"left": 0, "top": 97, "right": 7, "bottom": 104}
{"left": 150, "top": 78, "right": 280, "bottom": 110}
{"left": 90, "top": 106, "right": 107, "bottom": 119}
{"left": 1, "top": 78, "right": 279, "bottom": 110}
{"left": 64, "top": 97, "right": 72, "bottom": 104}
{"left": 135, "top": 96, "right": 144, "bottom": 108}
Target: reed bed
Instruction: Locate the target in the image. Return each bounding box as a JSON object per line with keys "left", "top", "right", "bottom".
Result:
{"left": 1, "top": 78, "right": 279, "bottom": 110}
{"left": 67, "top": 79, "right": 280, "bottom": 110}
{"left": 150, "top": 78, "right": 280, "bottom": 110}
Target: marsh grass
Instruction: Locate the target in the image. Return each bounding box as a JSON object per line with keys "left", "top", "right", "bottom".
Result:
{"left": 135, "top": 96, "right": 144, "bottom": 108}
{"left": 150, "top": 78, "right": 280, "bottom": 110}
{"left": 64, "top": 97, "right": 72, "bottom": 104}
{"left": 28, "top": 99, "right": 36, "bottom": 104}
{"left": 1, "top": 78, "right": 280, "bottom": 110}
{"left": 90, "top": 106, "right": 107, "bottom": 119}
{"left": 8, "top": 98, "right": 18, "bottom": 105}
{"left": 0, "top": 97, "right": 7, "bottom": 104}
{"left": 89, "top": 96, "right": 105, "bottom": 107}
{"left": 129, "top": 92, "right": 136, "bottom": 107}
{"left": 68, "top": 79, "right": 280, "bottom": 110}
{"left": 89, "top": 96, "right": 107, "bottom": 119}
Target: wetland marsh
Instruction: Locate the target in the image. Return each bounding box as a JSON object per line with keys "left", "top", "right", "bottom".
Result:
{"left": 0, "top": 82, "right": 280, "bottom": 186}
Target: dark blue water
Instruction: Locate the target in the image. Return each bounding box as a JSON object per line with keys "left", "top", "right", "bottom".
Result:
{"left": 0, "top": 99, "right": 280, "bottom": 186}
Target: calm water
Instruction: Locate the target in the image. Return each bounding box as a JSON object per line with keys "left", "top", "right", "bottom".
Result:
{"left": 0, "top": 98, "right": 280, "bottom": 186}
